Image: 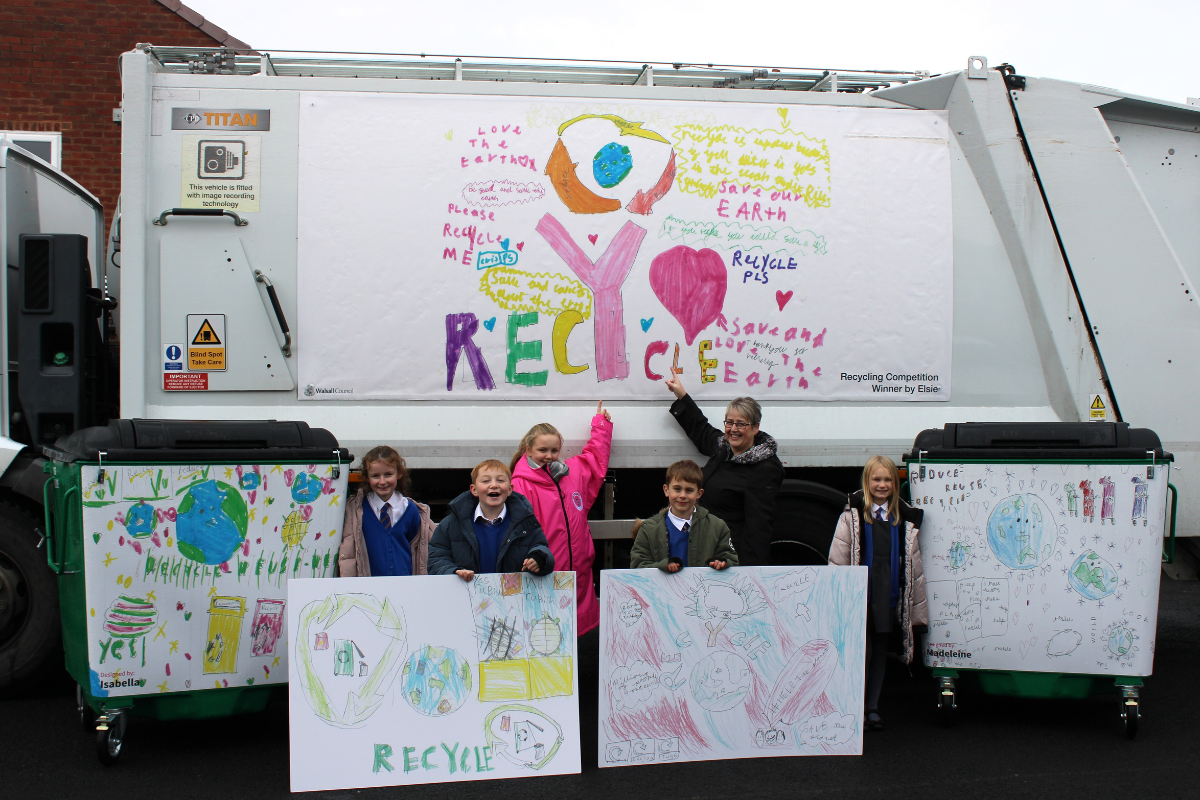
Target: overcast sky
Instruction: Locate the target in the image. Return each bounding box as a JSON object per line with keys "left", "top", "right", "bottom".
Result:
{"left": 185, "top": 0, "right": 1197, "bottom": 104}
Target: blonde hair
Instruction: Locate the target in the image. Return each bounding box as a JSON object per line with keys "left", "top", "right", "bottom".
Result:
{"left": 510, "top": 423, "right": 562, "bottom": 473}
{"left": 861, "top": 455, "right": 900, "bottom": 522}
{"left": 359, "top": 445, "right": 409, "bottom": 496}
{"left": 471, "top": 459, "right": 511, "bottom": 484}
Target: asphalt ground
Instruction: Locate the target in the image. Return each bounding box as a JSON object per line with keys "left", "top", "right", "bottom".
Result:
{"left": 2, "top": 578, "right": 1197, "bottom": 800}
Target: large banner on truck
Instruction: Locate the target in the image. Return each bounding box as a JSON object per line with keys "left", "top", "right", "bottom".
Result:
{"left": 914, "top": 462, "right": 1168, "bottom": 675}
{"left": 297, "top": 93, "right": 952, "bottom": 400}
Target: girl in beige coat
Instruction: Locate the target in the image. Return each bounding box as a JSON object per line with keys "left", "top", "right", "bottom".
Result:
{"left": 829, "top": 455, "right": 927, "bottom": 731}
{"left": 338, "top": 446, "right": 434, "bottom": 577}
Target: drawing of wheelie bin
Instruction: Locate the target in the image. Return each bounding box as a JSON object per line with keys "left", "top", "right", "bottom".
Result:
{"left": 42, "top": 419, "right": 350, "bottom": 764}
{"left": 903, "top": 422, "right": 1175, "bottom": 739}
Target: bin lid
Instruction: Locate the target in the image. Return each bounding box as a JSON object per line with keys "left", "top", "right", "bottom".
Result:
{"left": 904, "top": 422, "right": 1172, "bottom": 462}
{"left": 43, "top": 419, "right": 351, "bottom": 464}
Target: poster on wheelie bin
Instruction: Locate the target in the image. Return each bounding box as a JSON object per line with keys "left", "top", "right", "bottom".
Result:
{"left": 914, "top": 462, "right": 1168, "bottom": 675}
{"left": 77, "top": 463, "right": 348, "bottom": 697}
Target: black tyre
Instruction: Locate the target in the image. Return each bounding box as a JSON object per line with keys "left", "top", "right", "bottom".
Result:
{"left": 77, "top": 683, "right": 97, "bottom": 734}
{"left": 939, "top": 692, "right": 955, "bottom": 727}
{"left": 770, "top": 480, "right": 846, "bottom": 566}
{"left": 0, "top": 502, "right": 60, "bottom": 687}
{"left": 1122, "top": 700, "right": 1139, "bottom": 740}
{"left": 96, "top": 713, "right": 127, "bottom": 765}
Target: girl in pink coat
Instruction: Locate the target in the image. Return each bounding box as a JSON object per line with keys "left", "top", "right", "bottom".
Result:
{"left": 510, "top": 402, "right": 613, "bottom": 635}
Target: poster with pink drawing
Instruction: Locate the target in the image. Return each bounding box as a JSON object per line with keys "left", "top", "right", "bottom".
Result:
{"left": 297, "top": 93, "right": 951, "bottom": 400}
{"left": 599, "top": 566, "right": 868, "bottom": 766}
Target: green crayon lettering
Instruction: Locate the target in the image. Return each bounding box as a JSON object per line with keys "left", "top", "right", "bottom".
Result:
{"left": 403, "top": 746, "right": 418, "bottom": 773}
{"left": 98, "top": 638, "right": 112, "bottom": 664}
{"left": 440, "top": 742, "right": 459, "bottom": 774}
{"left": 421, "top": 746, "right": 437, "bottom": 770}
{"left": 460, "top": 747, "right": 471, "bottom": 772}
{"left": 372, "top": 744, "right": 394, "bottom": 773}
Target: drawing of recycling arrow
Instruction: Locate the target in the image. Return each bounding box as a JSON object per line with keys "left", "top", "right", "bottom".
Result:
{"left": 556, "top": 114, "right": 671, "bottom": 144}
{"left": 295, "top": 593, "right": 407, "bottom": 728}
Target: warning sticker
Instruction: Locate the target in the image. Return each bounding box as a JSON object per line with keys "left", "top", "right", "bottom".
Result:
{"left": 1089, "top": 394, "right": 1107, "bottom": 421}
{"left": 165, "top": 372, "right": 209, "bottom": 391}
{"left": 187, "top": 315, "right": 226, "bottom": 371}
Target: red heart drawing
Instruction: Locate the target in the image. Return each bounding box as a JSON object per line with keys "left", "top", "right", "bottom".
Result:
{"left": 515, "top": 242, "right": 524, "bottom": 251}
{"left": 776, "top": 290, "right": 794, "bottom": 311}
{"left": 587, "top": 234, "right": 599, "bottom": 245}
{"left": 649, "top": 245, "right": 727, "bottom": 345}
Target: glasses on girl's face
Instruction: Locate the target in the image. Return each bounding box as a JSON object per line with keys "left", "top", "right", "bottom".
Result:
{"left": 724, "top": 420, "right": 752, "bottom": 430}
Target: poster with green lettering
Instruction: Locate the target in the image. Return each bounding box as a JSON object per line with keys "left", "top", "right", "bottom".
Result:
{"left": 288, "top": 574, "right": 581, "bottom": 791}
{"left": 79, "top": 463, "right": 346, "bottom": 697}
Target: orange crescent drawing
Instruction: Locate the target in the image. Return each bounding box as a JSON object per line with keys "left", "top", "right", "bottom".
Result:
{"left": 545, "top": 139, "right": 622, "bottom": 214}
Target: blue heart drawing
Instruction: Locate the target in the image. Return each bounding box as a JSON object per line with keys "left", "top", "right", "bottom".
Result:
{"left": 483, "top": 317, "right": 497, "bottom": 332}
{"left": 500, "top": 238, "right": 510, "bottom": 251}
{"left": 640, "top": 318, "right": 654, "bottom": 332}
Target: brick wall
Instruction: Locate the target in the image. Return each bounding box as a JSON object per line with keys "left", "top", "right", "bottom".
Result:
{"left": 0, "top": 1, "right": 243, "bottom": 230}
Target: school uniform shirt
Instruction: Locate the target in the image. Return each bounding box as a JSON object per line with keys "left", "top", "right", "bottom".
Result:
{"left": 665, "top": 510, "right": 694, "bottom": 563}
{"left": 473, "top": 503, "right": 511, "bottom": 575}
{"left": 864, "top": 502, "right": 901, "bottom": 632}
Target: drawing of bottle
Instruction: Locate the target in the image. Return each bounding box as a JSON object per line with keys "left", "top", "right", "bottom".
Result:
{"left": 1098, "top": 476, "right": 1115, "bottom": 525}
{"left": 204, "top": 596, "right": 248, "bottom": 674}
{"left": 1131, "top": 476, "right": 1149, "bottom": 526}
{"left": 1079, "top": 480, "right": 1094, "bottom": 523}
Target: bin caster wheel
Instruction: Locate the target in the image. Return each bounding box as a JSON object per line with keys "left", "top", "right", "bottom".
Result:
{"left": 1122, "top": 700, "right": 1139, "bottom": 740}
{"left": 76, "top": 684, "right": 96, "bottom": 734}
{"left": 937, "top": 677, "right": 956, "bottom": 728}
{"left": 939, "top": 692, "right": 955, "bottom": 727}
{"left": 95, "top": 711, "right": 127, "bottom": 765}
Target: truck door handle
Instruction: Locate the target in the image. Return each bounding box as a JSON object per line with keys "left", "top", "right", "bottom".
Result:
{"left": 153, "top": 207, "right": 248, "bottom": 226}
{"left": 254, "top": 269, "right": 292, "bottom": 357}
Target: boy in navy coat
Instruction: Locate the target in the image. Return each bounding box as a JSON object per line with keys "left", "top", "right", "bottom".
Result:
{"left": 428, "top": 459, "right": 554, "bottom": 580}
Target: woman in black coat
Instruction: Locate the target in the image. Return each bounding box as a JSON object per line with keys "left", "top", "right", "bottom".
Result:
{"left": 664, "top": 372, "right": 784, "bottom": 566}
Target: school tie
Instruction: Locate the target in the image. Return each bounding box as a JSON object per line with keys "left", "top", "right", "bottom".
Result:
{"left": 380, "top": 504, "right": 391, "bottom": 530}
{"left": 876, "top": 508, "right": 886, "bottom": 524}
{"left": 683, "top": 522, "right": 690, "bottom": 534}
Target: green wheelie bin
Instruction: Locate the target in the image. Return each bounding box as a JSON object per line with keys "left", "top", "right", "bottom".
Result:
{"left": 904, "top": 422, "right": 1175, "bottom": 739}
{"left": 43, "top": 419, "right": 350, "bottom": 764}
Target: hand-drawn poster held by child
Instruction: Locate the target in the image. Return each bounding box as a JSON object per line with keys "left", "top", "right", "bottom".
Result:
{"left": 912, "top": 462, "right": 1169, "bottom": 674}
{"left": 599, "top": 566, "right": 868, "bottom": 766}
{"left": 297, "top": 94, "right": 951, "bottom": 401}
{"left": 79, "top": 463, "right": 347, "bottom": 697}
{"left": 288, "top": 573, "right": 581, "bottom": 792}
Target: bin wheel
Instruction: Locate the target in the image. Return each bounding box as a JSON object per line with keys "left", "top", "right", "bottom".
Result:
{"left": 76, "top": 684, "right": 96, "bottom": 734}
{"left": 96, "top": 712, "right": 127, "bottom": 765}
{"left": 1122, "top": 700, "right": 1139, "bottom": 740}
{"left": 939, "top": 692, "right": 955, "bottom": 727}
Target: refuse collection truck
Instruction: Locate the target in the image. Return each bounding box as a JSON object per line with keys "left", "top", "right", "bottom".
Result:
{"left": 1, "top": 46, "right": 1196, "bottom": 685}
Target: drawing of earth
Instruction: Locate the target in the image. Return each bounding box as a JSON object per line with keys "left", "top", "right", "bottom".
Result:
{"left": 690, "top": 651, "right": 751, "bottom": 711}
{"left": 1068, "top": 551, "right": 1119, "bottom": 600}
{"left": 291, "top": 472, "right": 323, "bottom": 503}
{"left": 592, "top": 142, "right": 633, "bottom": 188}
{"left": 1107, "top": 626, "right": 1134, "bottom": 658}
{"left": 948, "top": 541, "right": 972, "bottom": 571}
{"left": 175, "top": 479, "right": 248, "bottom": 565}
{"left": 986, "top": 493, "right": 1055, "bottom": 569}
{"left": 402, "top": 645, "right": 472, "bottom": 717}
{"left": 124, "top": 501, "right": 157, "bottom": 539}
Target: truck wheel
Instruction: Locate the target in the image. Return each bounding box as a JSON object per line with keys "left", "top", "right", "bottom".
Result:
{"left": 0, "top": 502, "right": 61, "bottom": 687}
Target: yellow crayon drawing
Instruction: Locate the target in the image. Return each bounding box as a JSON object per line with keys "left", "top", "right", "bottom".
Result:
{"left": 670, "top": 121, "right": 831, "bottom": 205}
{"left": 480, "top": 267, "right": 592, "bottom": 319}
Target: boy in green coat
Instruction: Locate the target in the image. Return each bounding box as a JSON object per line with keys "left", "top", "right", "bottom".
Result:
{"left": 631, "top": 460, "right": 738, "bottom": 572}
